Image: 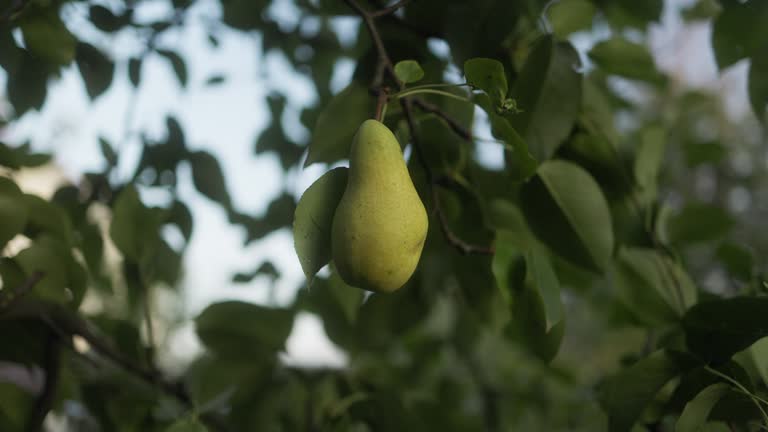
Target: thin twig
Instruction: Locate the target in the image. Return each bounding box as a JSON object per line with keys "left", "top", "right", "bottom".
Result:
{"left": 369, "top": 0, "right": 411, "bottom": 18}
{"left": 413, "top": 98, "right": 472, "bottom": 141}
{"left": 25, "top": 330, "right": 60, "bottom": 432}
{"left": 375, "top": 87, "right": 389, "bottom": 121}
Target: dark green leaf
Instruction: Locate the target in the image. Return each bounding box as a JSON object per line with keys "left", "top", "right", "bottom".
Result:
{"left": 232, "top": 261, "right": 279, "bottom": 283}
{"left": 16, "top": 235, "right": 72, "bottom": 303}
{"left": 305, "top": 82, "right": 371, "bottom": 166}
{"left": 195, "top": 301, "right": 294, "bottom": 358}
{"left": 599, "top": 351, "right": 693, "bottom": 432}
{"left": 157, "top": 49, "right": 188, "bottom": 88}
{"left": 205, "top": 74, "right": 226, "bottom": 86}
{"left": 547, "top": 0, "right": 596, "bottom": 38}
{"left": 716, "top": 242, "right": 753, "bottom": 281}
{"left": 666, "top": 203, "right": 733, "bottom": 246}
{"left": 589, "top": 37, "right": 665, "bottom": 84}
{"left": 188, "top": 150, "right": 231, "bottom": 209}
{"left": 20, "top": 9, "right": 76, "bottom": 65}
{"left": 748, "top": 50, "right": 768, "bottom": 124}
{"left": 0, "top": 186, "right": 27, "bottom": 249}
{"left": 76, "top": 43, "right": 115, "bottom": 99}
{"left": 464, "top": 58, "right": 508, "bottom": 107}
{"left": 683, "top": 141, "right": 726, "bottom": 167}
{"left": 293, "top": 167, "right": 348, "bottom": 280}
{"left": 683, "top": 297, "right": 768, "bottom": 364}
{"left": 164, "top": 417, "right": 209, "bottom": 432}
{"left": 99, "top": 136, "right": 117, "bottom": 166}
{"left": 394, "top": 60, "right": 424, "bottom": 84}
{"left": 675, "top": 383, "right": 730, "bottom": 432}
{"left": 634, "top": 126, "right": 666, "bottom": 197}
{"left": 110, "top": 186, "right": 161, "bottom": 262}
{"left": 711, "top": 0, "right": 768, "bottom": 69}
{"left": 167, "top": 200, "right": 194, "bottom": 241}
{"left": 89, "top": 5, "right": 124, "bottom": 32}
{"left": 601, "top": 0, "right": 663, "bottom": 29}
{"left": 521, "top": 159, "right": 614, "bottom": 271}
{"left": 509, "top": 36, "right": 582, "bottom": 160}
{"left": 682, "top": 0, "right": 723, "bottom": 21}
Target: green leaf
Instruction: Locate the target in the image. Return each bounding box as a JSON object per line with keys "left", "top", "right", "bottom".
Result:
{"left": 748, "top": 50, "right": 768, "bottom": 124}
{"left": 89, "top": 5, "right": 126, "bottom": 32}
{"left": 611, "top": 247, "right": 697, "bottom": 326}
{"left": 0, "top": 142, "right": 51, "bottom": 169}
{"left": 20, "top": 9, "right": 76, "bottom": 65}
{"left": 164, "top": 417, "right": 209, "bottom": 432}
{"left": 305, "top": 82, "right": 371, "bottom": 167}
{"left": 206, "top": 74, "right": 226, "bottom": 86}
{"left": 683, "top": 141, "right": 726, "bottom": 167}
{"left": 76, "top": 43, "right": 115, "bottom": 99}
{"left": 521, "top": 160, "right": 614, "bottom": 272}
{"left": 716, "top": 242, "right": 753, "bottom": 281}
{"left": 464, "top": 58, "right": 508, "bottom": 108}
{"left": 711, "top": 0, "right": 768, "bottom": 69}
{"left": 110, "top": 186, "right": 161, "bottom": 262}
{"left": 188, "top": 150, "right": 231, "bottom": 209}
{"left": 157, "top": 49, "right": 188, "bottom": 88}
{"left": 128, "top": 57, "right": 142, "bottom": 87}
{"left": 16, "top": 235, "right": 71, "bottom": 303}
{"left": 599, "top": 351, "right": 693, "bottom": 432}
{"left": 22, "top": 194, "right": 74, "bottom": 246}
{"left": 666, "top": 203, "right": 733, "bottom": 246}
{"left": 99, "top": 136, "right": 118, "bottom": 166}
{"left": 750, "top": 337, "right": 768, "bottom": 386}
{"left": 394, "top": 60, "right": 424, "bottom": 84}
{"left": 232, "top": 261, "right": 279, "bottom": 283}
{"left": 682, "top": 0, "right": 723, "bottom": 21}
{"left": 602, "top": 0, "right": 663, "bottom": 29}
{"left": 546, "top": 0, "right": 596, "bottom": 38}
{"left": 0, "top": 186, "right": 27, "bottom": 249}
{"left": 0, "top": 381, "right": 33, "bottom": 430}
{"left": 683, "top": 297, "right": 768, "bottom": 364}
{"left": 293, "top": 167, "right": 348, "bottom": 281}
{"left": 589, "top": 37, "right": 664, "bottom": 84}
{"left": 509, "top": 36, "right": 582, "bottom": 160}
{"left": 195, "top": 301, "right": 294, "bottom": 358}
{"left": 675, "top": 383, "right": 730, "bottom": 432}
{"left": 634, "top": 125, "right": 666, "bottom": 196}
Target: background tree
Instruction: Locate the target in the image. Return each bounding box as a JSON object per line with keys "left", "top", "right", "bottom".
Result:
{"left": 1, "top": 0, "right": 768, "bottom": 431}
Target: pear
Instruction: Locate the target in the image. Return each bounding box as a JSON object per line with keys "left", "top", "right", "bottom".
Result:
{"left": 331, "top": 119, "right": 428, "bottom": 293}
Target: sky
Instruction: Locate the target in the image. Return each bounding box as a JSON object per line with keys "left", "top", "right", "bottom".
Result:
{"left": 0, "top": 0, "right": 756, "bottom": 370}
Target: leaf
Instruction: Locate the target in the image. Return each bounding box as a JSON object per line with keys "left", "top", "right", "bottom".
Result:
{"left": 716, "top": 242, "right": 753, "bottom": 281}
{"left": 520, "top": 160, "right": 614, "bottom": 272}
{"left": 602, "top": 0, "right": 663, "bottom": 29}
{"left": 76, "top": 43, "right": 115, "bottom": 99}
{"left": 711, "top": 0, "right": 768, "bottom": 69}
{"left": 293, "top": 167, "right": 348, "bottom": 281}
{"left": 599, "top": 351, "right": 693, "bottom": 432}
{"left": 675, "top": 383, "right": 730, "bottom": 432}
{"left": 509, "top": 35, "right": 582, "bottom": 160}
{"left": 205, "top": 74, "right": 226, "bottom": 86}
{"left": 110, "top": 186, "right": 161, "bottom": 262}
{"left": 394, "top": 60, "right": 424, "bottom": 84}
{"left": 611, "top": 247, "right": 697, "bottom": 326}
{"left": 89, "top": 5, "right": 126, "bottom": 32}
{"left": 305, "top": 82, "right": 371, "bottom": 167}
{"left": 22, "top": 194, "right": 74, "bottom": 246}
{"left": 195, "top": 301, "right": 294, "bottom": 358}
{"left": 20, "top": 9, "right": 76, "bottom": 65}
{"left": 546, "top": 0, "right": 596, "bottom": 38}
{"left": 666, "top": 203, "right": 733, "bottom": 246}
{"left": 157, "top": 49, "right": 188, "bottom": 87}
{"left": 748, "top": 49, "right": 768, "bottom": 124}
{"left": 99, "top": 136, "right": 117, "bottom": 166}
{"left": 128, "top": 57, "right": 142, "bottom": 87}
{"left": 188, "top": 150, "right": 231, "bottom": 209}
{"left": 750, "top": 337, "right": 768, "bottom": 386}
{"left": 634, "top": 125, "right": 666, "bottom": 195}
{"left": 683, "top": 297, "right": 768, "bottom": 364}
{"left": 0, "top": 381, "right": 33, "bottom": 430}
{"left": 0, "top": 142, "right": 51, "bottom": 169}
{"left": 232, "top": 261, "right": 279, "bottom": 283}
{"left": 164, "top": 417, "right": 209, "bottom": 432}
{"left": 16, "top": 235, "right": 71, "bottom": 303}
{"left": 464, "top": 58, "right": 508, "bottom": 108}
{"left": 589, "top": 37, "right": 664, "bottom": 84}
{"left": 0, "top": 186, "right": 27, "bottom": 249}
{"left": 682, "top": 0, "right": 723, "bottom": 21}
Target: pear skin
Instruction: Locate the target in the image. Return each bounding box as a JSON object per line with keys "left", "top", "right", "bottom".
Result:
{"left": 331, "top": 119, "right": 428, "bottom": 293}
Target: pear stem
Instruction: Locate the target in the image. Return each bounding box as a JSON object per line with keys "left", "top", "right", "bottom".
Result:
{"left": 375, "top": 88, "right": 389, "bottom": 121}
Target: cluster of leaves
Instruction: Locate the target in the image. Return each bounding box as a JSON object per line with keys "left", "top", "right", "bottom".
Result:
{"left": 1, "top": 0, "right": 768, "bottom": 431}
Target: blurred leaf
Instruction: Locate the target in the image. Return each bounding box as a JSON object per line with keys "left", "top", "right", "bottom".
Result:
{"left": 682, "top": 0, "right": 723, "bottom": 21}
{"left": 0, "top": 142, "right": 51, "bottom": 169}
{"left": 76, "top": 42, "right": 115, "bottom": 99}
{"left": 0, "top": 381, "right": 33, "bottom": 431}
{"left": 716, "top": 242, "right": 753, "bottom": 281}
{"left": 188, "top": 150, "right": 231, "bottom": 209}
{"left": 750, "top": 337, "right": 768, "bottom": 386}
{"left": 16, "top": 235, "right": 71, "bottom": 303}
{"left": 164, "top": 417, "right": 209, "bottom": 432}
{"left": 233, "top": 261, "right": 279, "bottom": 283}
{"left": 293, "top": 167, "right": 348, "bottom": 280}
{"left": 675, "top": 383, "right": 730, "bottom": 432}
{"left": 20, "top": 8, "right": 76, "bottom": 65}
{"left": 157, "top": 49, "right": 188, "bottom": 88}
{"left": 394, "top": 60, "right": 424, "bottom": 84}
{"left": 8, "top": 53, "right": 49, "bottom": 114}
{"left": 22, "top": 194, "right": 74, "bottom": 246}
{"left": 521, "top": 160, "right": 614, "bottom": 272}
{"left": 589, "top": 37, "right": 665, "bottom": 84}
{"left": 221, "top": 0, "right": 269, "bottom": 30}
{"left": 128, "top": 57, "right": 142, "bottom": 87}
{"left": 634, "top": 125, "right": 666, "bottom": 198}
{"left": 89, "top": 5, "right": 127, "bottom": 32}
{"left": 195, "top": 301, "right": 294, "bottom": 358}
{"left": 599, "top": 351, "right": 693, "bottom": 432}
{"left": 167, "top": 200, "right": 194, "bottom": 242}
{"left": 110, "top": 185, "right": 161, "bottom": 262}
{"left": 547, "top": 0, "right": 596, "bottom": 38}
{"left": 99, "top": 136, "right": 117, "bottom": 166}
{"left": 205, "top": 74, "right": 226, "bottom": 86}
{"left": 683, "top": 297, "right": 768, "bottom": 364}
{"left": 602, "top": 0, "right": 663, "bottom": 29}
{"left": 611, "top": 247, "right": 697, "bottom": 326}
{"left": 464, "top": 57, "right": 507, "bottom": 108}
{"left": 666, "top": 203, "right": 733, "bottom": 246}
{"left": 0, "top": 185, "right": 27, "bottom": 249}
{"left": 305, "top": 82, "right": 371, "bottom": 166}
{"left": 509, "top": 36, "right": 582, "bottom": 160}
{"left": 711, "top": 0, "right": 768, "bottom": 69}
{"left": 683, "top": 141, "right": 726, "bottom": 167}
{"left": 748, "top": 49, "right": 768, "bottom": 124}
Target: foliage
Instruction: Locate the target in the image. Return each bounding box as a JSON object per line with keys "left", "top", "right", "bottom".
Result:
{"left": 1, "top": 0, "right": 768, "bottom": 431}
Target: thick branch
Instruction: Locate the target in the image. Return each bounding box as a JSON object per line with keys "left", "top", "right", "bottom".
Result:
{"left": 25, "top": 331, "right": 60, "bottom": 432}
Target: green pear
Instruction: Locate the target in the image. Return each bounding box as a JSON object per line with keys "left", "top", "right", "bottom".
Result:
{"left": 331, "top": 119, "right": 428, "bottom": 293}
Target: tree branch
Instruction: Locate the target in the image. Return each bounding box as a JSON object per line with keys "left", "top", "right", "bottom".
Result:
{"left": 413, "top": 98, "right": 472, "bottom": 141}
{"left": 369, "top": 0, "right": 411, "bottom": 18}
{"left": 346, "top": 0, "right": 493, "bottom": 256}
{"left": 25, "top": 330, "right": 60, "bottom": 432}
{"left": 0, "top": 272, "right": 45, "bottom": 313}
